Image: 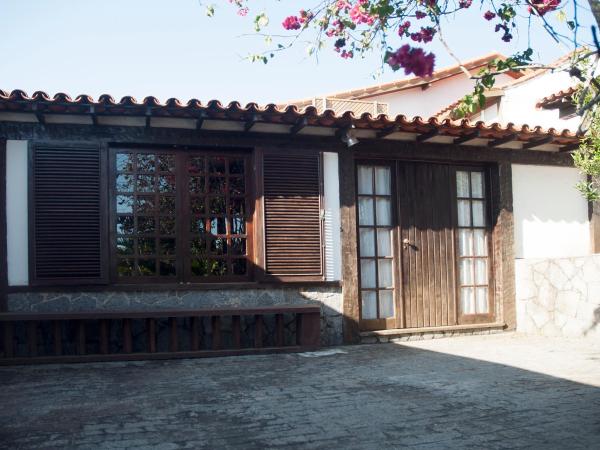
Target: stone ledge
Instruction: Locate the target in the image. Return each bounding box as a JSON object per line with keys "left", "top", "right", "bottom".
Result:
{"left": 360, "top": 323, "right": 507, "bottom": 344}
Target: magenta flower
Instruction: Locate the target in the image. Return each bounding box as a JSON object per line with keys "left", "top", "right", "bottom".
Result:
{"left": 282, "top": 15, "right": 301, "bottom": 30}
{"left": 387, "top": 44, "right": 435, "bottom": 77}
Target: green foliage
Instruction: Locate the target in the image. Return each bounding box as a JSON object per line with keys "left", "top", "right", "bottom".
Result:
{"left": 452, "top": 49, "right": 534, "bottom": 119}
{"left": 573, "top": 107, "right": 600, "bottom": 201}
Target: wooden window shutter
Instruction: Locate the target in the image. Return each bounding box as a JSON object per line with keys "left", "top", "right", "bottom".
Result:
{"left": 31, "top": 145, "right": 107, "bottom": 284}
{"left": 263, "top": 151, "right": 323, "bottom": 279}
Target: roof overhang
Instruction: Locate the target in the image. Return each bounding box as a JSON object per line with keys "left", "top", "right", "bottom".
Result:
{"left": 0, "top": 89, "right": 580, "bottom": 153}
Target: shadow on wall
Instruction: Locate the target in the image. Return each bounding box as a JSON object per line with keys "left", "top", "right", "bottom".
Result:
{"left": 0, "top": 342, "right": 599, "bottom": 448}
{"left": 586, "top": 306, "right": 600, "bottom": 336}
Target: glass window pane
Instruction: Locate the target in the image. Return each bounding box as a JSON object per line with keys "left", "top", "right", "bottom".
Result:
{"left": 376, "top": 198, "right": 392, "bottom": 226}
{"left": 472, "top": 201, "right": 485, "bottom": 227}
{"left": 359, "top": 228, "right": 375, "bottom": 257}
{"left": 379, "top": 290, "right": 394, "bottom": 318}
{"left": 357, "top": 166, "right": 373, "bottom": 195}
{"left": 461, "top": 287, "right": 475, "bottom": 315}
{"left": 116, "top": 195, "right": 134, "bottom": 214}
{"left": 159, "top": 259, "right": 176, "bottom": 276}
{"left": 378, "top": 259, "right": 393, "bottom": 288}
{"left": 137, "top": 174, "right": 155, "bottom": 192}
{"left": 377, "top": 228, "right": 392, "bottom": 257}
{"left": 137, "top": 259, "right": 156, "bottom": 276}
{"left": 117, "top": 258, "right": 134, "bottom": 277}
{"left": 137, "top": 154, "right": 156, "bottom": 172}
{"left": 138, "top": 238, "right": 156, "bottom": 255}
{"left": 158, "top": 155, "right": 175, "bottom": 172}
{"left": 360, "top": 259, "right": 376, "bottom": 288}
{"left": 457, "top": 171, "right": 470, "bottom": 197}
{"left": 457, "top": 200, "right": 471, "bottom": 227}
{"left": 374, "top": 167, "right": 391, "bottom": 195}
{"left": 476, "top": 287, "right": 488, "bottom": 313}
{"left": 473, "top": 230, "right": 488, "bottom": 256}
{"left": 116, "top": 174, "right": 134, "bottom": 192}
{"left": 459, "top": 258, "right": 474, "bottom": 285}
{"left": 458, "top": 229, "right": 473, "bottom": 256}
{"left": 137, "top": 196, "right": 156, "bottom": 214}
{"left": 116, "top": 153, "right": 134, "bottom": 172}
{"left": 471, "top": 172, "right": 484, "bottom": 198}
{"left": 361, "top": 291, "right": 377, "bottom": 319}
{"left": 116, "top": 238, "right": 134, "bottom": 255}
{"left": 475, "top": 259, "right": 488, "bottom": 285}
{"left": 358, "top": 197, "right": 374, "bottom": 226}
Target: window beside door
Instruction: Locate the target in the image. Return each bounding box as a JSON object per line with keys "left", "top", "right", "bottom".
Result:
{"left": 357, "top": 165, "right": 395, "bottom": 320}
{"left": 456, "top": 170, "right": 490, "bottom": 315}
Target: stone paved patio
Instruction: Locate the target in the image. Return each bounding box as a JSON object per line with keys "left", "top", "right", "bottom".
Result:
{"left": 1, "top": 333, "right": 599, "bottom": 449}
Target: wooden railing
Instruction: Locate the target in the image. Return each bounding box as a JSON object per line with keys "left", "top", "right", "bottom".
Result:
{"left": 0, "top": 305, "right": 321, "bottom": 365}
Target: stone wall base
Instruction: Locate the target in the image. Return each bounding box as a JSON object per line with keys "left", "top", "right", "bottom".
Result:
{"left": 7, "top": 286, "right": 343, "bottom": 346}
{"left": 516, "top": 255, "right": 600, "bottom": 339}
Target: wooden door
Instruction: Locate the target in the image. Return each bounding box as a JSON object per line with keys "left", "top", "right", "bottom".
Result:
{"left": 397, "top": 162, "right": 458, "bottom": 328}
{"left": 356, "top": 161, "right": 495, "bottom": 330}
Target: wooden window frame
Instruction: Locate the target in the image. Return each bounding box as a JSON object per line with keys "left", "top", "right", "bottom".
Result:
{"left": 452, "top": 165, "right": 496, "bottom": 325}
{"left": 355, "top": 160, "right": 401, "bottom": 330}
{"left": 108, "top": 147, "right": 254, "bottom": 285}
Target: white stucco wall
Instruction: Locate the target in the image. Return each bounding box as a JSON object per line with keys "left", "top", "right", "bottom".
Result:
{"left": 512, "top": 164, "right": 590, "bottom": 259}
{"left": 365, "top": 72, "right": 514, "bottom": 118}
{"left": 499, "top": 71, "right": 579, "bottom": 130}
{"left": 6, "top": 140, "right": 29, "bottom": 286}
{"left": 323, "top": 152, "right": 342, "bottom": 281}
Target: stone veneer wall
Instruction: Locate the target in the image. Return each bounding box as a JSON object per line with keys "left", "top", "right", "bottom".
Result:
{"left": 515, "top": 255, "right": 600, "bottom": 339}
{"left": 7, "top": 286, "right": 343, "bottom": 346}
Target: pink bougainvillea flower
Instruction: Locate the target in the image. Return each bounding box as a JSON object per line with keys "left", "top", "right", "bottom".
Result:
{"left": 387, "top": 44, "right": 435, "bottom": 77}
{"left": 282, "top": 15, "right": 302, "bottom": 30}
{"left": 484, "top": 11, "right": 496, "bottom": 20}
{"left": 415, "top": 11, "right": 427, "bottom": 19}
{"left": 398, "top": 21, "right": 411, "bottom": 36}
{"left": 528, "top": 0, "right": 561, "bottom": 15}
{"left": 459, "top": 0, "right": 473, "bottom": 7}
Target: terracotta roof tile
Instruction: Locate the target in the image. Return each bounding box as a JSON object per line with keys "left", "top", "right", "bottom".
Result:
{"left": 536, "top": 86, "right": 577, "bottom": 108}
{"left": 0, "top": 89, "right": 580, "bottom": 150}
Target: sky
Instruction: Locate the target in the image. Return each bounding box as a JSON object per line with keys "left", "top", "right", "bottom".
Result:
{"left": 0, "top": 0, "right": 597, "bottom": 105}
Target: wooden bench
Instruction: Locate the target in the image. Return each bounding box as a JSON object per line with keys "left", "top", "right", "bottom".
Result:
{"left": 0, "top": 305, "right": 321, "bottom": 365}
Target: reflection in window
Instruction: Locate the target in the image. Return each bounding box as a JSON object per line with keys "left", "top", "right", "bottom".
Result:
{"left": 456, "top": 170, "right": 490, "bottom": 314}
{"left": 357, "top": 165, "right": 395, "bottom": 320}
{"left": 115, "top": 151, "right": 177, "bottom": 278}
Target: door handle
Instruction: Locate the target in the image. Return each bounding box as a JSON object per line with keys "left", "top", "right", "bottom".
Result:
{"left": 402, "top": 238, "right": 411, "bottom": 250}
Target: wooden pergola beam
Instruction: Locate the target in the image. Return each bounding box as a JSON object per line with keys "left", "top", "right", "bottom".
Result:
{"left": 290, "top": 117, "right": 308, "bottom": 135}
{"left": 376, "top": 125, "right": 399, "bottom": 139}
{"left": 522, "top": 136, "right": 554, "bottom": 150}
{"left": 558, "top": 142, "right": 581, "bottom": 153}
{"left": 453, "top": 130, "right": 480, "bottom": 145}
{"left": 416, "top": 127, "right": 439, "bottom": 143}
{"left": 244, "top": 114, "right": 258, "bottom": 132}
{"left": 488, "top": 133, "right": 517, "bottom": 148}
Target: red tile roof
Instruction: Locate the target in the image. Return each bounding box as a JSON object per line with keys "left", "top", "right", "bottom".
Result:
{"left": 0, "top": 89, "right": 580, "bottom": 150}
{"left": 536, "top": 86, "right": 577, "bottom": 108}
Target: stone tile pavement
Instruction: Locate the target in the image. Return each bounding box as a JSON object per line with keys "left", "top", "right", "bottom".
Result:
{"left": 0, "top": 333, "right": 599, "bottom": 449}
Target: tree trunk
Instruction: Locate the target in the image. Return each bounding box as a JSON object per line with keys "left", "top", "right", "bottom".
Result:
{"left": 589, "top": 0, "right": 600, "bottom": 29}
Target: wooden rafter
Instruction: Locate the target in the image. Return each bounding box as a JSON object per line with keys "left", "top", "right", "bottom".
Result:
{"left": 488, "top": 133, "right": 517, "bottom": 148}
{"left": 522, "top": 136, "right": 554, "bottom": 150}
{"left": 290, "top": 117, "right": 308, "bottom": 135}
{"left": 416, "top": 127, "right": 439, "bottom": 143}
{"left": 453, "top": 130, "right": 480, "bottom": 145}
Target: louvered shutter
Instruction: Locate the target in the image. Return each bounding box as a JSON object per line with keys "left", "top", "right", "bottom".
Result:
{"left": 31, "top": 146, "right": 107, "bottom": 284}
{"left": 263, "top": 151, "right": 323, "bottom": 278}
